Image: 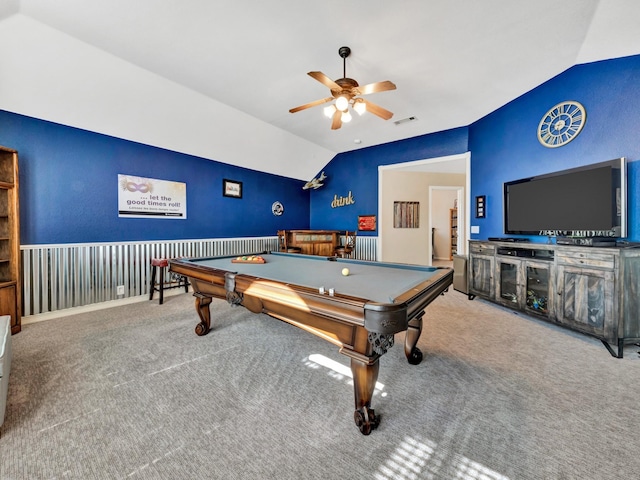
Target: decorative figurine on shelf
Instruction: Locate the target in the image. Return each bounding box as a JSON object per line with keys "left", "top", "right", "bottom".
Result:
{"left": 303, "top": 171, "right": 327, "bottom": 190}
{"left": 526, "top": 290, "right": 548, "bottom": 314}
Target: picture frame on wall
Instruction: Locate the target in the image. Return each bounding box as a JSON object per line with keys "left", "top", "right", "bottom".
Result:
{"left": 358, "top": 215, "right": 377, "bottom": 231}
{"left": 393, "top": 201, "right": 419, "bottom": 228}
{"left": 223, "top": 179, "right": 243, "bottom": 199}
{"left": 475, "top": 195, "right": 486, "bottom": 218}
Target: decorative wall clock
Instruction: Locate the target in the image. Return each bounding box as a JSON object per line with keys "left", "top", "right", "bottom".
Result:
{"left": 272, "top": 201, "right": 284, "bottom": 216}
{"left": 537, "top": 101, "right": 586, "bottom": 148}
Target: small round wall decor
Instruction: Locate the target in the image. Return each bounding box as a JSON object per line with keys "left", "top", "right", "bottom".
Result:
{"left": 272, "top": 201, "right": 284, "bottom": 216}
{"left": 537, "top": 101, "right": 586, "bottom": 148}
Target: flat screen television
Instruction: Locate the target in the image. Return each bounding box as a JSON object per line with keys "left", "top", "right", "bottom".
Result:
{"left": 503, "top": 158, "right": 627, "bottom": 238}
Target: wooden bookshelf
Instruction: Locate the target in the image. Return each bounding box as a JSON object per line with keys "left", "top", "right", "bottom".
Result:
{"left": 0, "top": 146, "right": 20, "bottom": 334}
{"left": 449, "top": 208, "right": 458, "bottom": 260}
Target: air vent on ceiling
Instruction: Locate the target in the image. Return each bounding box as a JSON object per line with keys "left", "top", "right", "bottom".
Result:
{"left": 394, "top": 116, "right": 418, "bottom": 126}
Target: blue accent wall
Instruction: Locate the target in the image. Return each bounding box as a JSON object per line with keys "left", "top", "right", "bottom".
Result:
{"left": 0, "top": 111, "right": 310, "bottom": 244}
{"left": 468, "top": 55, "right": 640, "bottom": 242}
{"left": 310, "top": 54, "right": 640, "bottom": 243}
{"left": 3, "top": 54, "right": 640, "bottom": 246}
{"left": 309, "top": 127, "right": 469, "bottom": 234}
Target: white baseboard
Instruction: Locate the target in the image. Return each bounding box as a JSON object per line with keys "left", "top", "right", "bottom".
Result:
{"left": 22, "top": 288, "right": 190, "bottom": 325}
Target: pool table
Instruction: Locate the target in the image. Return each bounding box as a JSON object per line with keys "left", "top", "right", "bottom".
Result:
{"left": 169, "top": 252, "right": 453, "bottom": 435}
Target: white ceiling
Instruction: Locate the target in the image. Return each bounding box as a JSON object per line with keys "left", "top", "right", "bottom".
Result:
{"left": 1, "top": 1, "right": 640, "bottom": 180}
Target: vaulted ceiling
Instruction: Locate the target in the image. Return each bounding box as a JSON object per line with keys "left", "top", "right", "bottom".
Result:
{"left": 1, "top": 1, "right": 639, "bottom": 180}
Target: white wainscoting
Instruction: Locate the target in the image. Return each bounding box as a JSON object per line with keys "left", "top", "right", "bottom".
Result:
{"left": 21, "top": 236, "right": 378, "bottom": 317}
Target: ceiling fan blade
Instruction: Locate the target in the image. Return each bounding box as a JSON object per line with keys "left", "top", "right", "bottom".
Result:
{"left": 331, "top": 109, "right": 342, "bottom": 130}
{"left": 308, "top": 71, "right": 341, "bottom": 90}
{"left": 354, "top": 80, "right": 397, "bottom": 96}
{"left": 289, "top": 97, "right": 334, "bottom": 114}
{"left": 362, "top": 99, "right": 394, "bottom": 120}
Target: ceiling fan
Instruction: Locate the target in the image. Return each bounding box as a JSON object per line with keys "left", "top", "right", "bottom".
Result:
{"left": 289, "top": 46, "right": 397, "bottom": 130}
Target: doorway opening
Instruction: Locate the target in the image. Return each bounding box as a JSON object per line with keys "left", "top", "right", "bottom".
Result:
{"left": 378, "top": 152, "right": 470, "bottom": 265}
{"left": 430, "top": 186, "right": 464, "bottom": 267}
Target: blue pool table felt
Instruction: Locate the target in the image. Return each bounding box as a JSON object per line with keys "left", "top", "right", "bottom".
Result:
{"left": 191, "top": 252, "right": 440, "bottom": 304}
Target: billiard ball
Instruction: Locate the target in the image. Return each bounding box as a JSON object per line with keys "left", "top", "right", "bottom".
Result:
{"left": 341, "top": 268, "right": 350, "bottom": 276}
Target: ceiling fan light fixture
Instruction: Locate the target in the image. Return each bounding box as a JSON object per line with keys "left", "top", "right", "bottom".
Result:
{"left": 323, "top": 104, "right": 337, "bottom": 118}
{"left": 335, "top": 96, "right": 349, "bottom": 111}
{"left": 289, "top": 46, "right": 397, "bottom": 130}
{"left": 353, "top": 99, "right": 366, "bottom": 115}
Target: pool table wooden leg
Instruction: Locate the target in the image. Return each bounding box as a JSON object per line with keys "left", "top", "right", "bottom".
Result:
{"left": 193, "top": 293, "right": 212, "bottom": 336}
{"left": 404, "top": 312, "right": 424, "bottom": 365}
{"left": 350, "top": 357, "right": 380, "bottom": 435}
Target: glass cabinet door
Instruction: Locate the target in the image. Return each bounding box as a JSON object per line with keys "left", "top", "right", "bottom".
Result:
{"left": 470, "top": 256, "right": 494, "bottom": 298}
{"left": 525, "top": 265, "right": 550, "bottom": 316}
{"left": 498, "top": 261, "right": 520, "bottom": 306}
{"left": 496, "top": 258, "right": 553, "bottom": 316}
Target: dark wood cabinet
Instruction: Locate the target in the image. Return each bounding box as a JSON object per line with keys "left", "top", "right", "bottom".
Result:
{"left": 0, "top": 146, "right": 20, "bottom": 334}
{"left": 469, "top": 240, "right": 640, "bottom": 357}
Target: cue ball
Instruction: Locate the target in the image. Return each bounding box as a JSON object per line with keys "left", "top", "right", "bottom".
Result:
{"left": 341, "top": 268, "right": 350, "bottom": 276}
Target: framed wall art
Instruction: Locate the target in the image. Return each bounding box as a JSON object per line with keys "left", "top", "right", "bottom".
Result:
{"left": 358, "top": 215, "right": 377, "bottom": 231}
{"left": 393, "top": 201, "right": 419, "bottom": 228}
{"left": 475, "top": 195, "right": 486, "bottom": 218}
{"left": 223, "top": 179, "right": 243, "bottom": 199}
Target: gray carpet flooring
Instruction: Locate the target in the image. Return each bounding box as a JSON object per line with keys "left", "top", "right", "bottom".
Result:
{"left": 1, "top": 289, "right": 639, "bottom": 479}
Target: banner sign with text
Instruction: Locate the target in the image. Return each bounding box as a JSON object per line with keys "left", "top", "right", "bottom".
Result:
{"left": 118, "top": 174, "right": 187, "bottom": 219}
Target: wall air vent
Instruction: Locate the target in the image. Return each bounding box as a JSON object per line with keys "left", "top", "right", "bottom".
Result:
{"left": 394, "top": 116, "right": 418, "bottom": 126}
